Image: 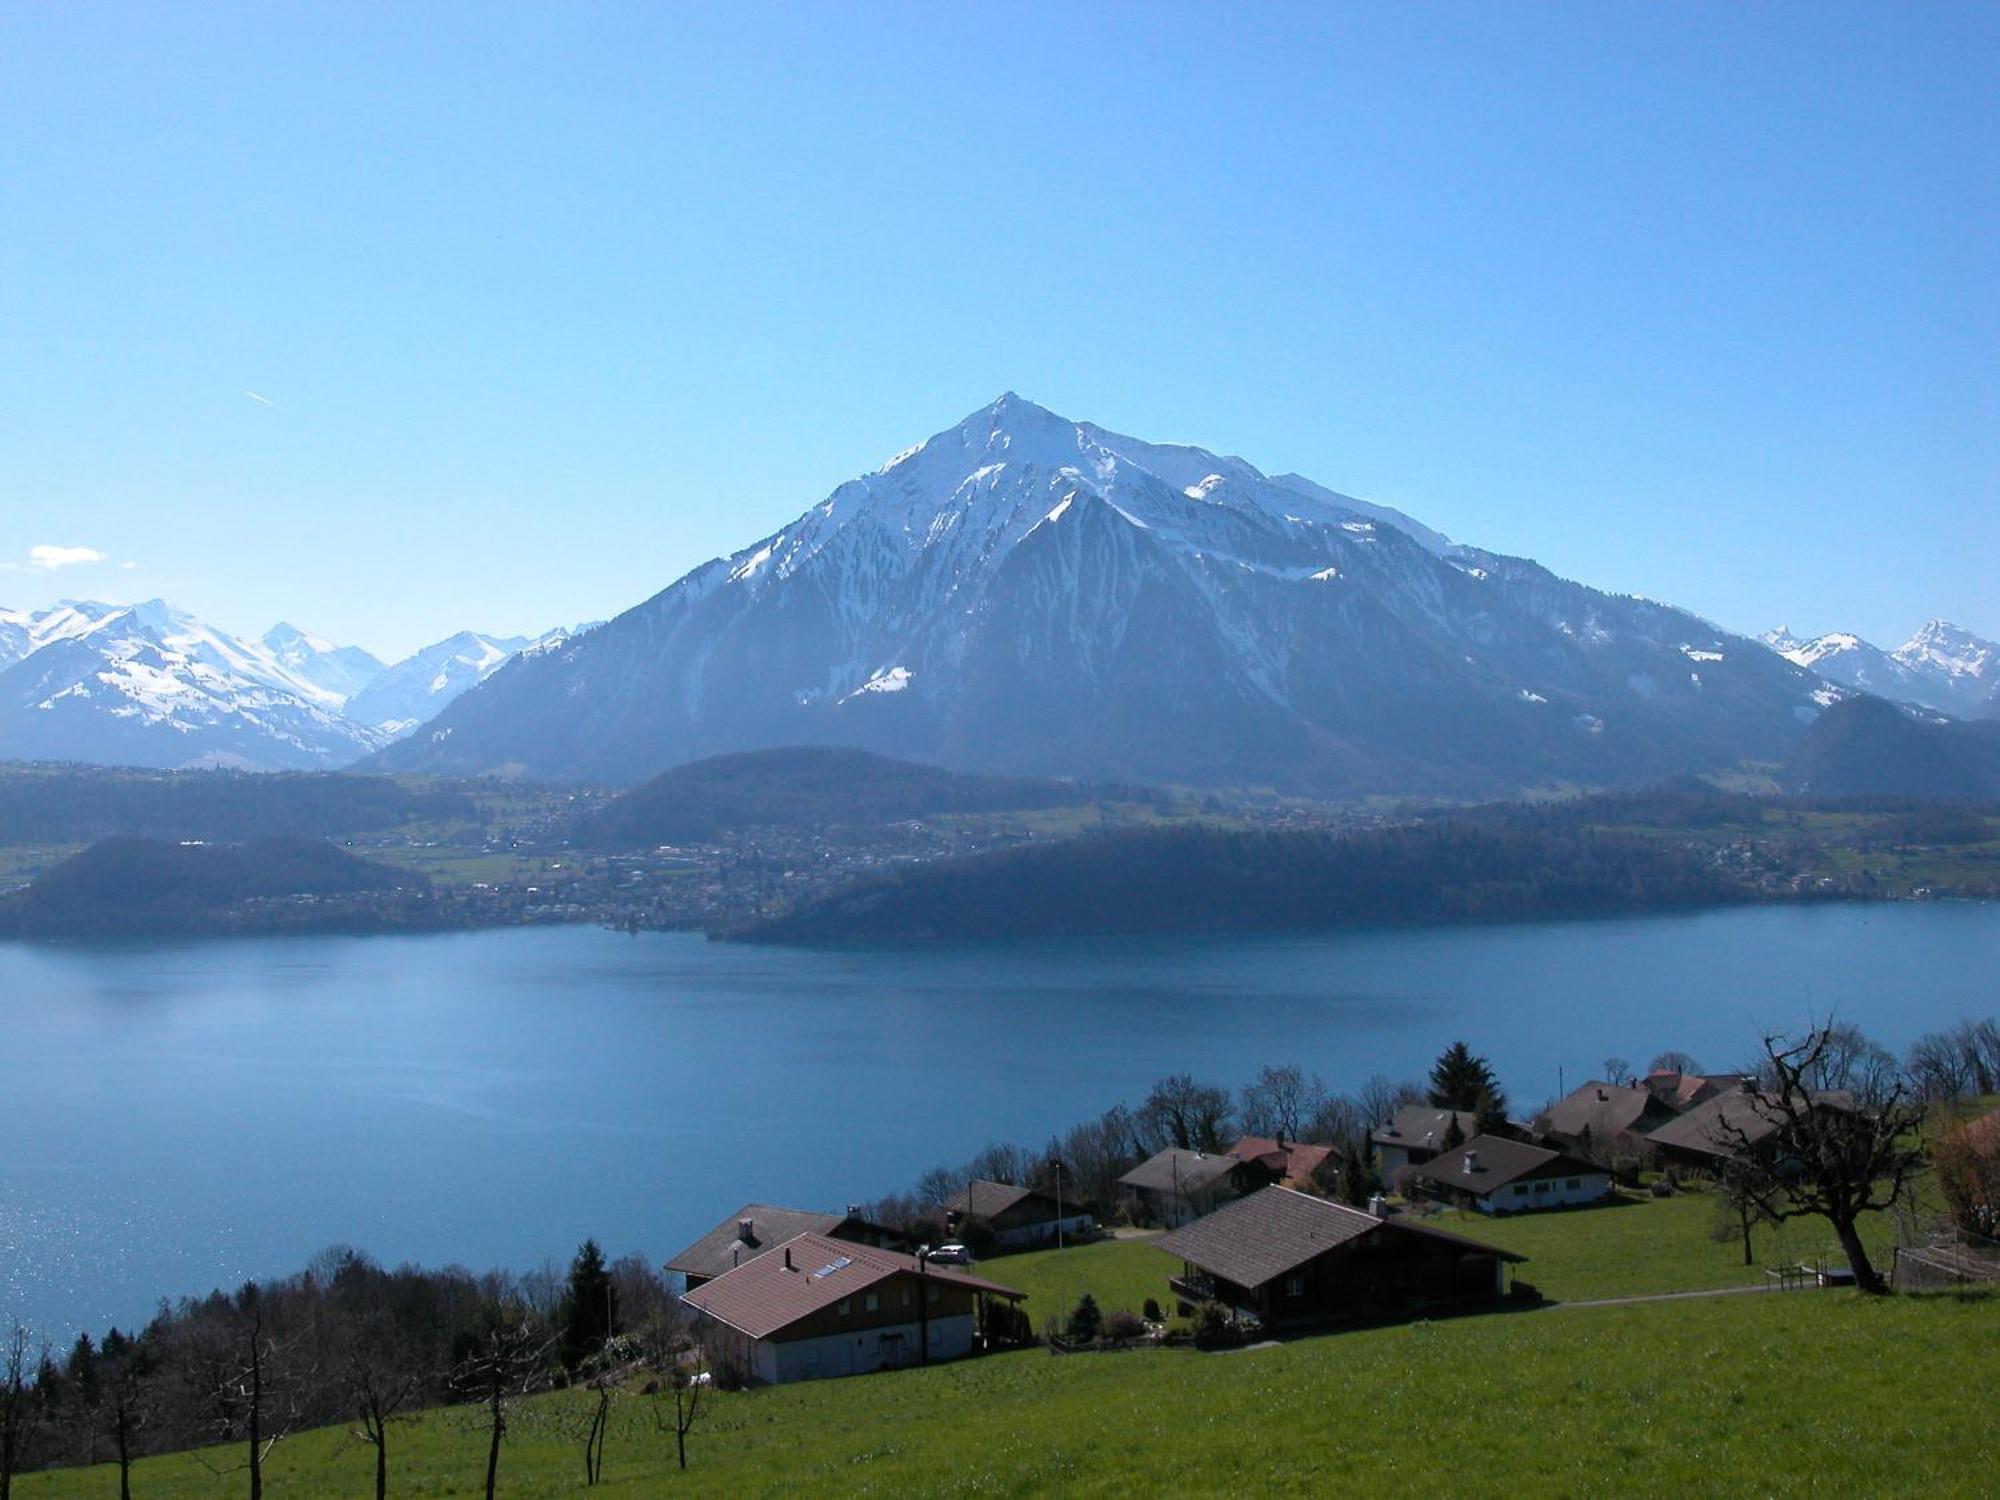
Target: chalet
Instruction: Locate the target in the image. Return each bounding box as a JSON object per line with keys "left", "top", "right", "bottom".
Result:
{"left": 946, "top": 1179, "right": 1094, "bottom": 1249}
{"left": 1406, "top": 1135, "right": 1612, "bottom": 1214}
{"left": 1120, "top": 1147, "right": 1281, "bottom": 1227}
{"left": 1371, "top": 1106, "right": 1479, "bottom": 1177}
{"left": 681, "top": 1232, "right": 1026, "bottom": 1385}
{"left": 1157, "top": 1186, "right": 1524, "bottom": 1328}
{"left": 1229, "top": 1135, "right": 1337, "bottom": 1189}
{"left": 666, "top": 1203, "right": 907, "bottom": 1291}
{"left": 1643, "top": 1070, "right": 1753, "bottom": 1113}
{"left": 1536, "top": 1081, "right": 1678, "bottom": 1162}
{"left": 1645, "top": 1087, "right": 1856, "bottom": 1170}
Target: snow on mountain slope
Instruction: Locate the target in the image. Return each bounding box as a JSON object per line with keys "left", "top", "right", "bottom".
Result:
{"left": 345, "top": 629, "right": 536, "bottom": 734}
{"left": 1763, "top": 621, "right": 1998, "bottom": 720}
{"left": 372, "top": 394, "right": 1831, "bottom": 794}
{"left": 263, "top": 622, "right": 387, "bottom": 704}
{"left": 0, "top": 600, "right": 387, "bottom": 770}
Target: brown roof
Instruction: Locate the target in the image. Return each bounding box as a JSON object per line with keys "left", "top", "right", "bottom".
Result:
{"left": 1539, "top": 1081, "right": 1665, "bottom": 1141}
{"left": 1158, "top": 1186, "right": 1522, "bottom": 1290}
{"left": 681, "top": 1232, "right": 1024, "bottom": 1341}
{"left": 1965, "top": 1107, "right": 2000, "bottom": 1153}
{"left": 665, "top": 1203, "right": 872, "bottom": 1281}
{"left": 949, "top": 1179, "right": 1065, "bottom": 1222}
{"left": 1408, "top": 1134, "right": 1601, "bottom": 1197}
{"left": 1645, "top": 1087, "right": 1855, "bottom": 1159}
{"left": 1371, "top": 1105, "right": 1478, "bottom": 1151}
{"left": 1231, "top": 1136, "right": 1337, "bottom": 1184}
{"left": 1119, "top": 1147, "right": 1248, "bottom": 1196}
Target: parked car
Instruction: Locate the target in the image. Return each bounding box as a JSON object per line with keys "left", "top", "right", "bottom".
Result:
{"left": 926, "top": 1243, "right": 973, "bottom": 1265}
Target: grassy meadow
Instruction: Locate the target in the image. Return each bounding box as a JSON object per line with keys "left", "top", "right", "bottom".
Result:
{"left": 18, "top": 1289, "right": 1995, "bottom": 1498}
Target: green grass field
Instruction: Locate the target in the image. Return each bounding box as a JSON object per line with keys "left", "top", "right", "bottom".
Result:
{"left": 19, "top": 1290, "right": 1995, "bottom": 1498}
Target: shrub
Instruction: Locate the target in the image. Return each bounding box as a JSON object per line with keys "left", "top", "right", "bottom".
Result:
{"left": 1191, "top": 1300, "right": 1238, "bottom": 1351}
{"left": 1142, "top": 1297, "right": 1162, "bottom": 1323}
{"left": 1102, "top": 1309, "right": 1147, "bottom": 1342}
{"left": 1066, "top": 1293, "right": 1103, "bottom": 1342}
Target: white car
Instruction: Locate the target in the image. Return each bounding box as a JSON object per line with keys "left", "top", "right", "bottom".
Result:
{"left": 926, "top": 1243, "right": 973, "bottom": 1265}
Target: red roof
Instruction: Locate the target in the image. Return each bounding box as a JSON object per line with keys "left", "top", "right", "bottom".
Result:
{"left": 681, "top": 1232, "right": 1024, "bottom": 1342}
{"left": 1231, "top": 1136, "right": 1337, "bottom": 1185}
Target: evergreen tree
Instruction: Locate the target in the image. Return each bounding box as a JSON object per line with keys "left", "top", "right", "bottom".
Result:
{"left": 1442, "top": 1112, "right": 1466, "bottom": 1151}
{"left": 559, "top": 1240, "right": 617, "bottom": 1372}
{"left": 1428, "top": 1041, "right": 1504, "bottom": 1113}
{"left": 1474, "top": 1087, "right": 1510, "bottom": 1136}
{"left": 1066, "top": 1293, "right": 1103, "bottom": 1342}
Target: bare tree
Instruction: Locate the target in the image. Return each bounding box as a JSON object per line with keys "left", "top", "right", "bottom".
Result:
{"left": 98, "top": 1337, "right": 153, "bottom": 1500}
{"left": 451, "top": 1317, "right": 552, "bottom": 1500}
{"left": 1239, "top": 1065, "right": 1328, "bottom": 1141}
{"left": 1, "top": 1324, "right": 48, "bottom": 1500}
{"left": 1140, "top": 1073, "right": 1234, "bottom": 1153}
{"left": 1648, "top": 1049, "right": 1702, "bottom": 1075}
{"left": 1709, "top": 1159, "right": 1779, "bottom": 1267}
{"left": 640, "top": 1314, "right": 704, "bottom": 1473}
{"left": 1716, "top": 1025, "right": 1926, "bottom": 1293}
{"left": 1601, "top": 1057, "right": 1635, "bottom": 1088}
{"left": 1357, "top": 1073, "right": 1422, "bottom": 1130}
{"left": 343, "top": 1330, "right": 423, "bottom": 1500}
{"left": 180, "top": 1290, "right": 309, "bottom": 1500}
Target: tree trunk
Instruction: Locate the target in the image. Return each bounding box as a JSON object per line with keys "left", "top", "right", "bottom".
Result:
{"left": 1739, "top": 1204, "right": 1754, "bottom": 1266}
{"left": 1833, "top": 1216, "right": 1886, "bottom": 1294}
{"left": 116, "top": 1412, "right": 132, "bottom": 1500}
{"left": 376, "top": 1435, "right": 388, "bottom": 1500}
{"left": 484, "top": 1397, "right": 503, "bottom": 1500}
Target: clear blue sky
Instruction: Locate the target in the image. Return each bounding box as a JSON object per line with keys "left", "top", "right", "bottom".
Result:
{"left": 2, "top": 2, "right": 1992, "bottom": 659}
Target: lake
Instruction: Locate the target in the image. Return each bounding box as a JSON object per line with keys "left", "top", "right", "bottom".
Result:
{"left": 2, "top": 901, "right": 1995, "bottom": 1341}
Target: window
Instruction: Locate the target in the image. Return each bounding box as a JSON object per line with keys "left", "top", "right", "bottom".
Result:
{"left": 902, "top": 1287, "right": 911, "bottom": 1307}
{"left": 865, "top": 1293, "right": 879, "bottom": 1312}
{"left": 927, "top": 1285, "right": 939, "bottom": 1304}
{"left": 1512, "top": 1184, "right": 1529, "bottom": 1196}
{"left": 838, "top": 1299, "right": 850, "bottom": 1316}
{"left": 1284, "top": 1277, "right": 1305, "bottom": 1299}
{"left": 1534, "top": 1181, "right": 1550, "bottom": 1193}
{"left": 1565, "top": 1178, "right": 1580, "bottom": 1190}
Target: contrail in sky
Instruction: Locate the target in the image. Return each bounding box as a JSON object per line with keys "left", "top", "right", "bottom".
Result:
{"left": 243, "top": 390, "right": 278, "bottom": 407}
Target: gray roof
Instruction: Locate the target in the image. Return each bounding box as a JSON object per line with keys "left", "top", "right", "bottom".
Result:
{"left": 1645, "top": 1088, "right": 1854, "bottom": 1159}
{"left": 665, "top": 1203, "right": 857, "bottom": 1280}
{"left": 1539, "top": 1081, "right": 1666, "bottom": 1141}
{"left": 1157, "top": 1186, "right": 1524, "bottom": 1290}
{"left": 1408, "top": 1134, "right": 1600, "bottom": 1197}
{"left": 1371, "top": 1105, "right": 1479, "bottom": 1151}
{"left": 949, "top": 1179, "right": 1066, "bottom": 1223}
{"left": 1118, "top": 1148, "right": 1245, "bottom": 1196}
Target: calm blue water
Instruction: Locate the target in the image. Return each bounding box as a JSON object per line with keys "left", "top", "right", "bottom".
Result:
{"left": 2, "top": 901, "right": 1994, "bottom": 1341}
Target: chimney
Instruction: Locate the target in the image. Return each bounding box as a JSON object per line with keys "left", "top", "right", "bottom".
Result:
{"left": 1462, "top": 1150, "right": 1480, "bottom": 1174}
{"left": 783, "top": 1247, "right": 793, "bottom": 1271}
{"left": 1367, "top": 1193, "right": 1388, "bottom": 1219}
{"left": 738, "top": 1218, "right": 754, "bottom": 1243}
{"left": 1596, "top": 1088, "right": 1608, "bottom": 1101}
{"left": 846, "top": 1203, "right": 862, "bottom": 1217}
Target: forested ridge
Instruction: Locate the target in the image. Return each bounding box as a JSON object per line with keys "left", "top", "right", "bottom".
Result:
{"left": 741, "top": 818, "right": 1752, "bottom": 944}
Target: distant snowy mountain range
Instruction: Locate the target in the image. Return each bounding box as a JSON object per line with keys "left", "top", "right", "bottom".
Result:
{"left": 1762, "top": 622, "right": 1998, "bottom": 722}
{"left": 0, "top": 600, "right": 584, "bottom": 771}
{"left": 372, "top": 393, "right": 1852, "bottom": 795}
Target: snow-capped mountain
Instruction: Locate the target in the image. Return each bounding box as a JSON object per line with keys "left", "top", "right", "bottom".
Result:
{"left": 372, "top": 394, "right": 1833, "bottom": 795}
{"left": 1763, "top": 621, "right": 1998, "bottom": 721}
{"left": 262, "top": 622, "right": 387, "bottom": 705}
{"left": 0, "top": 600, "right": 388, "bottom": 770}
{"left": 346, "top": 630, "right": 536, "bottom": 733}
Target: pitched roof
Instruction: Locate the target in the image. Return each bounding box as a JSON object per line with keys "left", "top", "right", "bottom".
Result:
{"left": 665, "top": 1204, "right": 854, "bottom": 1280}
{"left": 1644, "top": 1071, "right": 1753, "bottom": 1111}
{"left": 1157, "top": 1186, "right": 1522, "bottom": 1290}
{"left": 1371, "top": 1105, "right": 1478, "bottom": 1151}
{"left": 1539, "top": 1081, "right": 1663, "bottom": 1140}
{"left": 680, "top": 1232, "right": 1024, "bottom": 1341}
{"left": 1231, "top": 1136, "right": 1337, "bottom": 1184}
{"left": 1644, "top": 1087, "right": 1855, "bottom": 1159}
{"left": 1118, "top": 1148, "right": 1247, "bottom": 1196}
{"left": 1408, "top": 1134, "right": 1600, "bottom": 1197}
{"left": 949, "top": 1179, "right": 1063, "bottom": 1222}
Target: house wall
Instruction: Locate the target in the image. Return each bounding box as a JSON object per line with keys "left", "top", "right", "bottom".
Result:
{"left": 993, "top": 1211, "right": 1095, "bottom": 1248}
{"left": 759, "top": 1312, "right": 975, "bottom": 1383}
{"left": 1470, "top": 1170, "right": 1612, "bottom": 1215}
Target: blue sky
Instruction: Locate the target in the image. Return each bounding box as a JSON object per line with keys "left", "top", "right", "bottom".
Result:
{"left": 2, "top": 2, "right": 1992, "bottom": 659}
